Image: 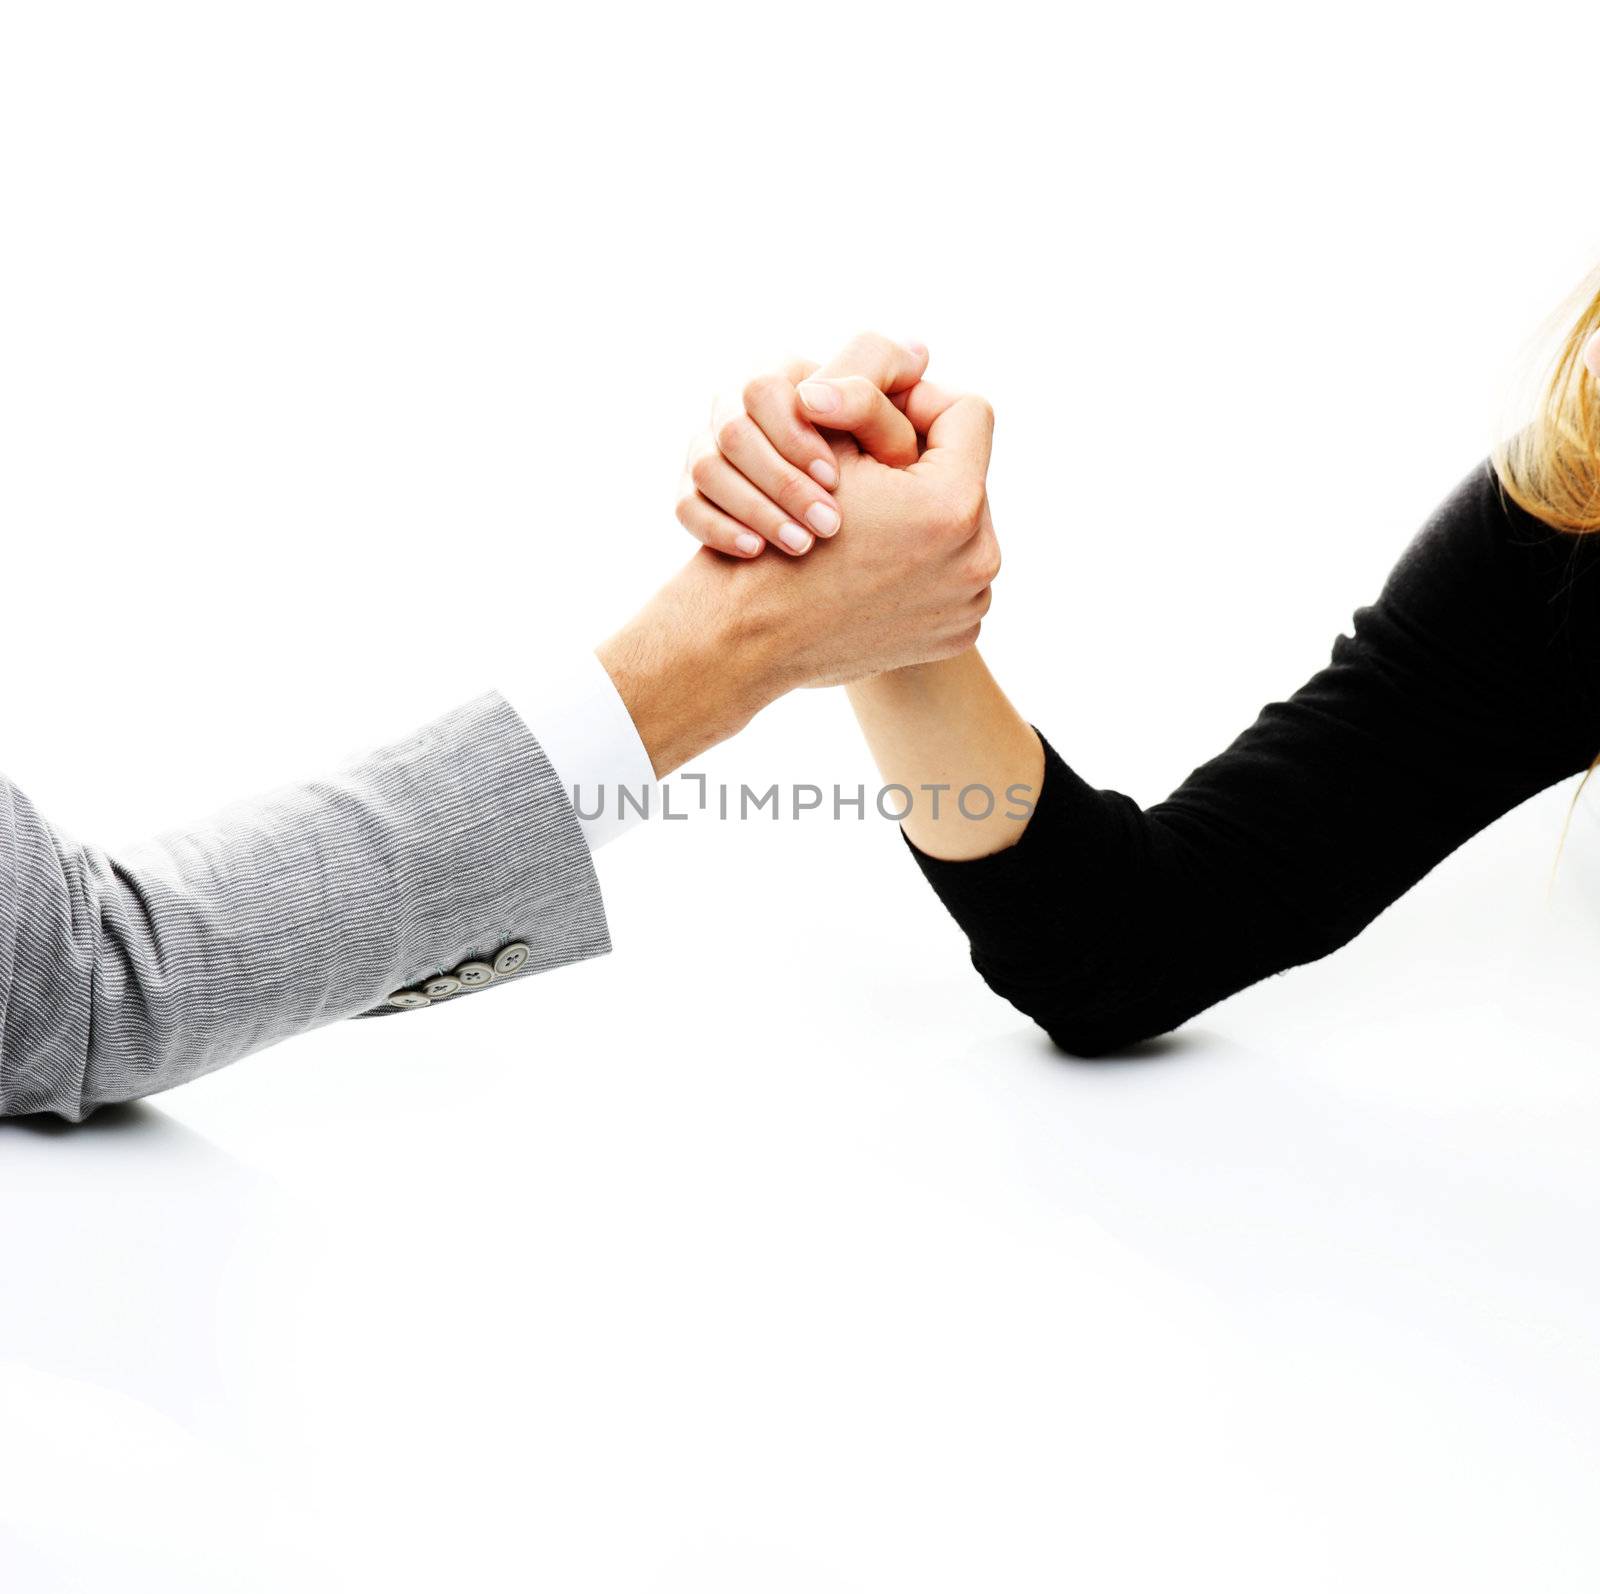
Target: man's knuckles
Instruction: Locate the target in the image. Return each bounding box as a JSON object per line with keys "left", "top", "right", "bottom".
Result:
{"left": 928, "top": 481, "right": 987, "bottom": 541}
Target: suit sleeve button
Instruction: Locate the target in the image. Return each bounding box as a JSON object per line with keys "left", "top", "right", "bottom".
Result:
{"left": 493, "top": 941, "right": 532, "bottom": 977}
{"left": 388, "top": 990, "right": 431, "bottom": 1010}
{"left": 423, "top": 975, "right": 462, "bottom": 999}
{"left": 455, "top": 961, "right": 495, "bottom": 989}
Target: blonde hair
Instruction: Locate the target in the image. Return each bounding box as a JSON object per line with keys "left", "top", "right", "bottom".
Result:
{"left": 1495, "top": 267, "right": 1600, "bottom": 882}
{"left": 1493, "top": 267, "right": 1600, "bottom": 532}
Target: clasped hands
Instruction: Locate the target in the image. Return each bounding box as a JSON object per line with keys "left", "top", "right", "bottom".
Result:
{"left": 597, "top": 333, "right": 999, "bottom": 778}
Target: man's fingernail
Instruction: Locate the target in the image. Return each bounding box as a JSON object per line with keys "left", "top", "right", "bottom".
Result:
{"left": 797, "top": 380, "right": 840, "bottom": 414}
{"left": 734, "top": 531, "right": 763, "bottom": 556}
{"left": 778, "top": 523, "right": 813, "bottom": 554}
{"left": 806, "top": 503, "right": 841, "bottom": 537}
{"left": 809, "top": 457, "right": 838, "bottom": 489}
{"left": 906, "top": 340, "right": 929, "bottom": 360}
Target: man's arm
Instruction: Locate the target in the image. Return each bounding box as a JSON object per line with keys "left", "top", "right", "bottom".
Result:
{"left": 594, "top": 553, "right": 793, "bottom": 779}
{"left": 1, "top": 390, "right": 992, "bottom": 1121}
{"left": 0, "top": 691, "right": 609, "bottom": 1120}
{"left": 0, "top": 588, "right": 804, "bottom": 1122}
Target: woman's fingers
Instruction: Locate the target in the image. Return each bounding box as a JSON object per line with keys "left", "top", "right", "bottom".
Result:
{"left": 710, "top": 394, "right": 842, "bottom": 538}
{"left": 673, "top": 336, "right": 932, "bottom": 561}
{"left": 794, "top": 375, "right": 920, "bottom": 467}
{"left": 675, "top": 482, "right": 776, "bottom": 559}
{"left": 682, "top": 443, "right": 817, "bottom": 555}
{"left": 741, "top": 335, "right": 928, "bottom": 480}
{"left": 741, "top": 367, "right": 838, "bottom": 489}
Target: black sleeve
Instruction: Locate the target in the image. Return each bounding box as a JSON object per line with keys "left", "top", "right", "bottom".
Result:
{"left": 907, "top": 459, "right": 1600, "bottom": 1055}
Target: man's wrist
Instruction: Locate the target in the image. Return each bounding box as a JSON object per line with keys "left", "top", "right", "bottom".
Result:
{"left": 596, "top": 553, "right": 795, "bottom": 778}
{"left": 500, "top": 653, "right": 657, "bottom": 852}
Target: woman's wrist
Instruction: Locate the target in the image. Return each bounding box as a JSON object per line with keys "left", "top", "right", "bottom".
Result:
{"left": 846, "top": 650, "right": 1045, "bottom": 862}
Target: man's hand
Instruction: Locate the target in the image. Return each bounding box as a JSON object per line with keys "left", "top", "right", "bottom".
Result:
{"left": 760, "top": 373, "right": 1000, "bottom": 686}
{"left": 694, "top": 330, "right": 1003, "bottom": 688}
{"left": 596, "top": 334, "right": 998, "bottom": 777}
{"left": 594, "top": 332, "right": 999, "bottom": 779}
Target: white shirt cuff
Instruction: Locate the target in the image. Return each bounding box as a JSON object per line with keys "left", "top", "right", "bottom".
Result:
{"left": 501, "top": 652, "right": 657, "bottom": 852}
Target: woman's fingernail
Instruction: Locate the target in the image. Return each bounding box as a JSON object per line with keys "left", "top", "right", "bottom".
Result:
{"left": 778, "top": 523, "right": 813, "bottom": 554}
{"left": 1585, "top": 329, "right": 1600, "bottom": 379}
{"left": 809, "top": 457, "right": 838, "bottom": 489}
{"left": 906, "top": 339, "right": 929, "bottom": 360}
{"left": 797, "top": 380, "right": 840, "bottom": 414}
{"left": 734, "top": 531, "right": 763, "bottom": 556}
{"left": 806, "top": 503, "right": 841, "bottom": 536}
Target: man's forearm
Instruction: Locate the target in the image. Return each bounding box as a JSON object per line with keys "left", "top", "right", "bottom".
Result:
{"left": 1, "top": 692, "right": 609, "bottom": 1120}
{"left": 847, "top": 650, "right": 1045, "bottom": 861}
{"left": 595, "top": 550, "right": 798, "bottom": 779}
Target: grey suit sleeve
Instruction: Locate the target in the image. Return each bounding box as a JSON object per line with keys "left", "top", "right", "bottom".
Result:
{"left": 0, "top": 690, "right": 611, "bottom": 1121}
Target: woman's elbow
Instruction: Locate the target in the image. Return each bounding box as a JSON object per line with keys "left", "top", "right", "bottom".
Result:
{"left": 1043, "top": 1011, "right": 1180, "bottom": 1059}
{"left": 971, "top": 951, "right": 1183, "bottom": 1059}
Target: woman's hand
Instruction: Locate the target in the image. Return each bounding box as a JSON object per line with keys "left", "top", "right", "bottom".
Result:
{"left": 666, "top": 327, "right": 1003, "bottom": 694}
{"left": 676, "top": 333, "right": 930, "bottom": 558}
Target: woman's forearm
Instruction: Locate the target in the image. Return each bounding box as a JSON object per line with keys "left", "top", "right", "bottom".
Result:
{"left": 846, "top": 649, "right": 1044, "bottom": 861}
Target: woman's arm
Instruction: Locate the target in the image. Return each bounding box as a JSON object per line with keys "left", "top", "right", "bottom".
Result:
{"left": 675, "top": 349, "right": 1600, "bottom": 1054}
{"left": 882, "top": 460, "right": 1600, "bottom": 1053}
{"left": 845, "top": 648, "right": 1044, "bottom": 862}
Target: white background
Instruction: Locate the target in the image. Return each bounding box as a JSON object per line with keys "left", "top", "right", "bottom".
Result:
{"left": 3, "top": 0, "right": 1600, "bottom": 1588}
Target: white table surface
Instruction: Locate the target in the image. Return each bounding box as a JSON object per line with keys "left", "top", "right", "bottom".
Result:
{"left": 4, "top": 782, "right": 1598, "bottom": 1594}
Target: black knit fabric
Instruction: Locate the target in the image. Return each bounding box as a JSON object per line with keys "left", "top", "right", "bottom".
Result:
{"left": 909, "top": 458, "right": 1600, "bottom": 1053}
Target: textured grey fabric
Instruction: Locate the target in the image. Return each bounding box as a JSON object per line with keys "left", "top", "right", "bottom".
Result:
{"left": 0, "top": 690, "right": 610, "bottom": 1121}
